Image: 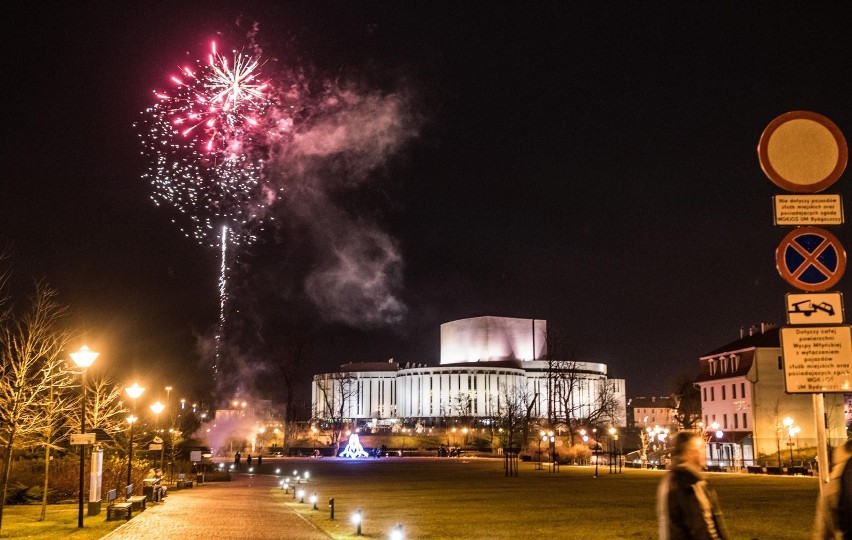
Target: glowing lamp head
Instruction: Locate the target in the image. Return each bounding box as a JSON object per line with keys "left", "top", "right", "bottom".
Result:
{"left": 150, "top": 401, "right": 165, "bottom": 415}
{"left": 715, "top": 430, "right": 724, "bottom": 439}
{"left": 390, "top": 524, "right": 404, "bottom": 540}
{"left": 125, "top": 383, "right": 145, "bottom": 400}
{"left": 127, "top": 415, "right": 138, "bottom": 425}
{"left": 70, "top": 346, "right": 99, "bottom": 368}
{"left": 352, "top": 510, "right": 362, "bottom": 525}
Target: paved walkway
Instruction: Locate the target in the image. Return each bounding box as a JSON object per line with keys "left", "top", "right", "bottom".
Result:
{"left": 101, "top": 473, "right": 331, "bottom": 539}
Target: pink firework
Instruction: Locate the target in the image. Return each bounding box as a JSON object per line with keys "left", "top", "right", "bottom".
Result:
{"left": 157, "top": 41, "right": 270, "bottom": 156}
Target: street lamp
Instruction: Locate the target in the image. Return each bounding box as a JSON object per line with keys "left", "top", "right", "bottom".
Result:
{"left": 592, "top": 428, "right": 599, "bottom": 478}
{"left": 70, "top": 345, "right": 98, "bottom": 528}
{"left": 784, "top": 417, "right": 800, "bottom": 468}
{"left": 608, "top": 427, "right": 616, "bottom": 474}
{"left": 124, "top": 383, "right": 145, "bottom": 487}
{"left": 150, "top": 401, "right": 166, "bottom": 471}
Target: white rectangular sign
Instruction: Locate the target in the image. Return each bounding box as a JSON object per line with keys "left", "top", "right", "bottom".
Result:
{"left": 190, "top": 450, "right": 202, "bottom": 462}
{"left": 786, "top": 292, "right": 844, "bottom": 325}
{"left": 773, "top": 194, "right": 844, "bottom": 226}
{"left": 781, "top": 326, "right": 852, "bottom": 393}
{"left": 149, "top": 443, "right": 163, "bottom": 451}
{"left": 70, "top": 433, "right": 96, "bottom": 445}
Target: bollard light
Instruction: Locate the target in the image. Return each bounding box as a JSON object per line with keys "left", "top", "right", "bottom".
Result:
{"left": 284, "top": 482, "right": 289, "bottom": 494}
{"left": 390, "top": 524, "right": 404, "bottom": 540}
{"left": 275, "top": 468, "right": 281, "bottom": 475}
{"left": 248, "top": 467, "right": 254, "bottom": 473}
{"left": 304, "top": 471, "right": 310, "bottom": 480}
{"left": 293, "top": 469, "right": 298, "bottom": 476}
{"left": 219, "top": 463, "right": 225, "bottom": 469}
{"left": 329, "top": 497, "right": 335, "bottom": 520}
{"left": 352, "top": 509, "right": 362, "bottom": 535}
{"left": 311, "top": 492, "right": 318, "bottom": 510}
{"left": 298, "top": 489, "right": 305, "bottom": 503}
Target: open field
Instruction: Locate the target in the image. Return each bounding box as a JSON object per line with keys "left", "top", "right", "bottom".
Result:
{"left": 0, "top": 457, "right": 820, "bottom": 539}
{"left": 273, "top": 457, "right": 819, "bottom": 539}
{"left": 0, "top": 504, "right": 124, "bottom": 539}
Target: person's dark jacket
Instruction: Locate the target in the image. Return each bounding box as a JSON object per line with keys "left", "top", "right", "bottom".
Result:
{"left": 657, "top": 462, "right": 729, "bottom": 539}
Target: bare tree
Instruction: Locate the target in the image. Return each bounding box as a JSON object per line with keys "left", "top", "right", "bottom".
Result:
{"left": 0, "top": 281, "right": 73, "bottom": 529}
{"left": 313, "top": 372, "right": 356, "bottom": 453}
{"left": 32, "top": 366, "right": 76, "bottom": 521}
{"left": 67, "top": 374, "right": 129, "bottom": 449}
{"left": 671, "top": 374, "right": 701, "bottom": 430}
{"left": 584, "top": 378, "right": 623, "bottom": 429}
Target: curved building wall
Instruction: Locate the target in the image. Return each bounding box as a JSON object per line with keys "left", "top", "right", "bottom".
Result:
{"left": 440, "top": 316, "right": 547, "bottom": 364}
{"left": 395, "top": 366, "right": 527, "bottom": 418}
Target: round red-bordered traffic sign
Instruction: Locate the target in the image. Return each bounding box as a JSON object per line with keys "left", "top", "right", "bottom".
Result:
{"left": 776, "top": 226, "right": 846, "bottom": 291}
{"left": 758, "top": 111, "right": 847, "bottom": 193}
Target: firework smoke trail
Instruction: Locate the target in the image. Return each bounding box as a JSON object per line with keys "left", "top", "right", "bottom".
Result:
{"left": 216, "top": 225, "right": 228, "bottom": 377}
{"left": 139, "top": 41, "right": 280, "bottom": 381}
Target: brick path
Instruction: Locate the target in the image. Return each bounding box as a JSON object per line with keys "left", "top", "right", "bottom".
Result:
{"left": 101, "top": 473, "right": 331, "bottom": 539}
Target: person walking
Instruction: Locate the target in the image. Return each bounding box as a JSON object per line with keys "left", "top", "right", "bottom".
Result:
{"left": 657, "top": 431, "right": 729, "bottom": 539}
{"left": 815, "top": 438, "right": 852, "bottom": 539}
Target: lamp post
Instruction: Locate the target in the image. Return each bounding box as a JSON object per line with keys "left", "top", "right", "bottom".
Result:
{"left": 784, "top": 417, "right": 800, "bottom": 468}
{"left": 150, "top": 401, "right": 165, "bottom": 471}
{"left": 70, "top": 345, "right": 99, "bottom": 528}
{"left": 592, "top": 428, "right": 599, "bottom": 478}
{"left": 537, "top": 430, "right": 545, "bottom": 470}
{"left": 548, "top": 430, "right": 556, "bottom": 473}
{"left": 124, "top": 383, "right": 144, "bottom": 487}
{"left": 608, "top": 427, "right": 616, "bottom": 474}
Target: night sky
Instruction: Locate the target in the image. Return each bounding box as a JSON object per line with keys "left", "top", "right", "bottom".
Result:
{"left": 4, "top": 3, "right": 852, "bottom": 405}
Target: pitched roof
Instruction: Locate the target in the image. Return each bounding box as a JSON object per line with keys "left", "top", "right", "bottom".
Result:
{"left": 695, "top": 350, "right": 755, "bottom": 382}
{"left": 701, "top": 326, "right": 780, "bottom": 357}
{"left": 628, "top": 396, "right": 678, "bottom": 409}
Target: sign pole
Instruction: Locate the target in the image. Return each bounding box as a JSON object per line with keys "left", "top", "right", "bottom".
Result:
{"left": 813, "top": 392, "right": 830, "bottom": 493}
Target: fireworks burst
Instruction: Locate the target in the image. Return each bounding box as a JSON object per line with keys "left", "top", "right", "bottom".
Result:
{"left": 138, "top": 40, "right": 283, "bottom": 382}
{"left": 139, "top": 41, "right": 276, "bottom": 247}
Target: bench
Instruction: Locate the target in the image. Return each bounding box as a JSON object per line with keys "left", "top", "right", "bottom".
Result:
{"left": 126, "top": 484, "right": 147, "bottom": 511}
{"left": 176, "top": 473, "right": 194, "bottom": 489}
{"left": 143, "top": 479, "right": 165, "bottom": 502}
{"left": 106, "top": 489, "right": 132, "bottom": 521}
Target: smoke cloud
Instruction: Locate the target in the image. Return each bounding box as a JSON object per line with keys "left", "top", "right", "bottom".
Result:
{"left": 264, "top": 83, "right": 421, "bottom": 328}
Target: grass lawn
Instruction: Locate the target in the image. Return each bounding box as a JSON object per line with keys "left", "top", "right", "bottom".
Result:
{"left": 275, "top": 457, "right": 818, "bottom": 539}
{"left": 0, "top": 504, "right": 124, "bottom": 539}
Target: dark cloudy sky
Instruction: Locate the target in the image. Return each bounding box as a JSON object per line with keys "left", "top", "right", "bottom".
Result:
{"left": 3, "top": 3, "right": 852, "bottom": 404}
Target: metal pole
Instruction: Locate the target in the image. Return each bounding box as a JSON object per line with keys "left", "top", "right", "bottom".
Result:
{"left": 814, "top": 393, "right": 830, "bottom": 494}
{"left": 78, "top": 370, "right": 86, "bottom": 528}
{"left": 126, "top": 420, "right": 133, "bottom": 487}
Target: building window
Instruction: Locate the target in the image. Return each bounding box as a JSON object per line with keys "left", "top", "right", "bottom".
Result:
{"left": 703, "top": 387, "right": 707, "bottom": 402}
{"left": 711, "top": 387, "right": 715, "bottom": 401}
{"left": 742, "top": 413, "right": 748, "bottom": 429}
{"left": 778, "top": 355, "right": 783, "bottom": 370}
{"left": 722, "top": 385, "right": 726, "bottom": 400}
{"left": 709, "top": 359, "right": 716, "bottom": 376}
{"left": 734, "top": 414, "right": 738, "bottom": 429}
{"left": 721, "top": 356, "right": 727, "bottom": 373}
{"left": 741, "top": 382, "right": 746, "bottom": 398}
{"left": 731, "top": 354, "right": 739, "bottom": 371}
{"left": 732, "top": 383, "right": 737, "bottom": 399}
{"left": 723, "top": 414, "right": 728, "bottom": 429}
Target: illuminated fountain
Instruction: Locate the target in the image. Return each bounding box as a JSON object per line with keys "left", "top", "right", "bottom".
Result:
{"left": 339, "top": 433, "right": 369, "bottom": 458}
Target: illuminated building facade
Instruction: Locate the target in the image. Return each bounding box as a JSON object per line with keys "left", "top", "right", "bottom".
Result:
{"left": 696, "top": 324, "right": 846, "bottom": 468}
{"left": 312, "top": 316, "right": 626, "bottom": 426}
